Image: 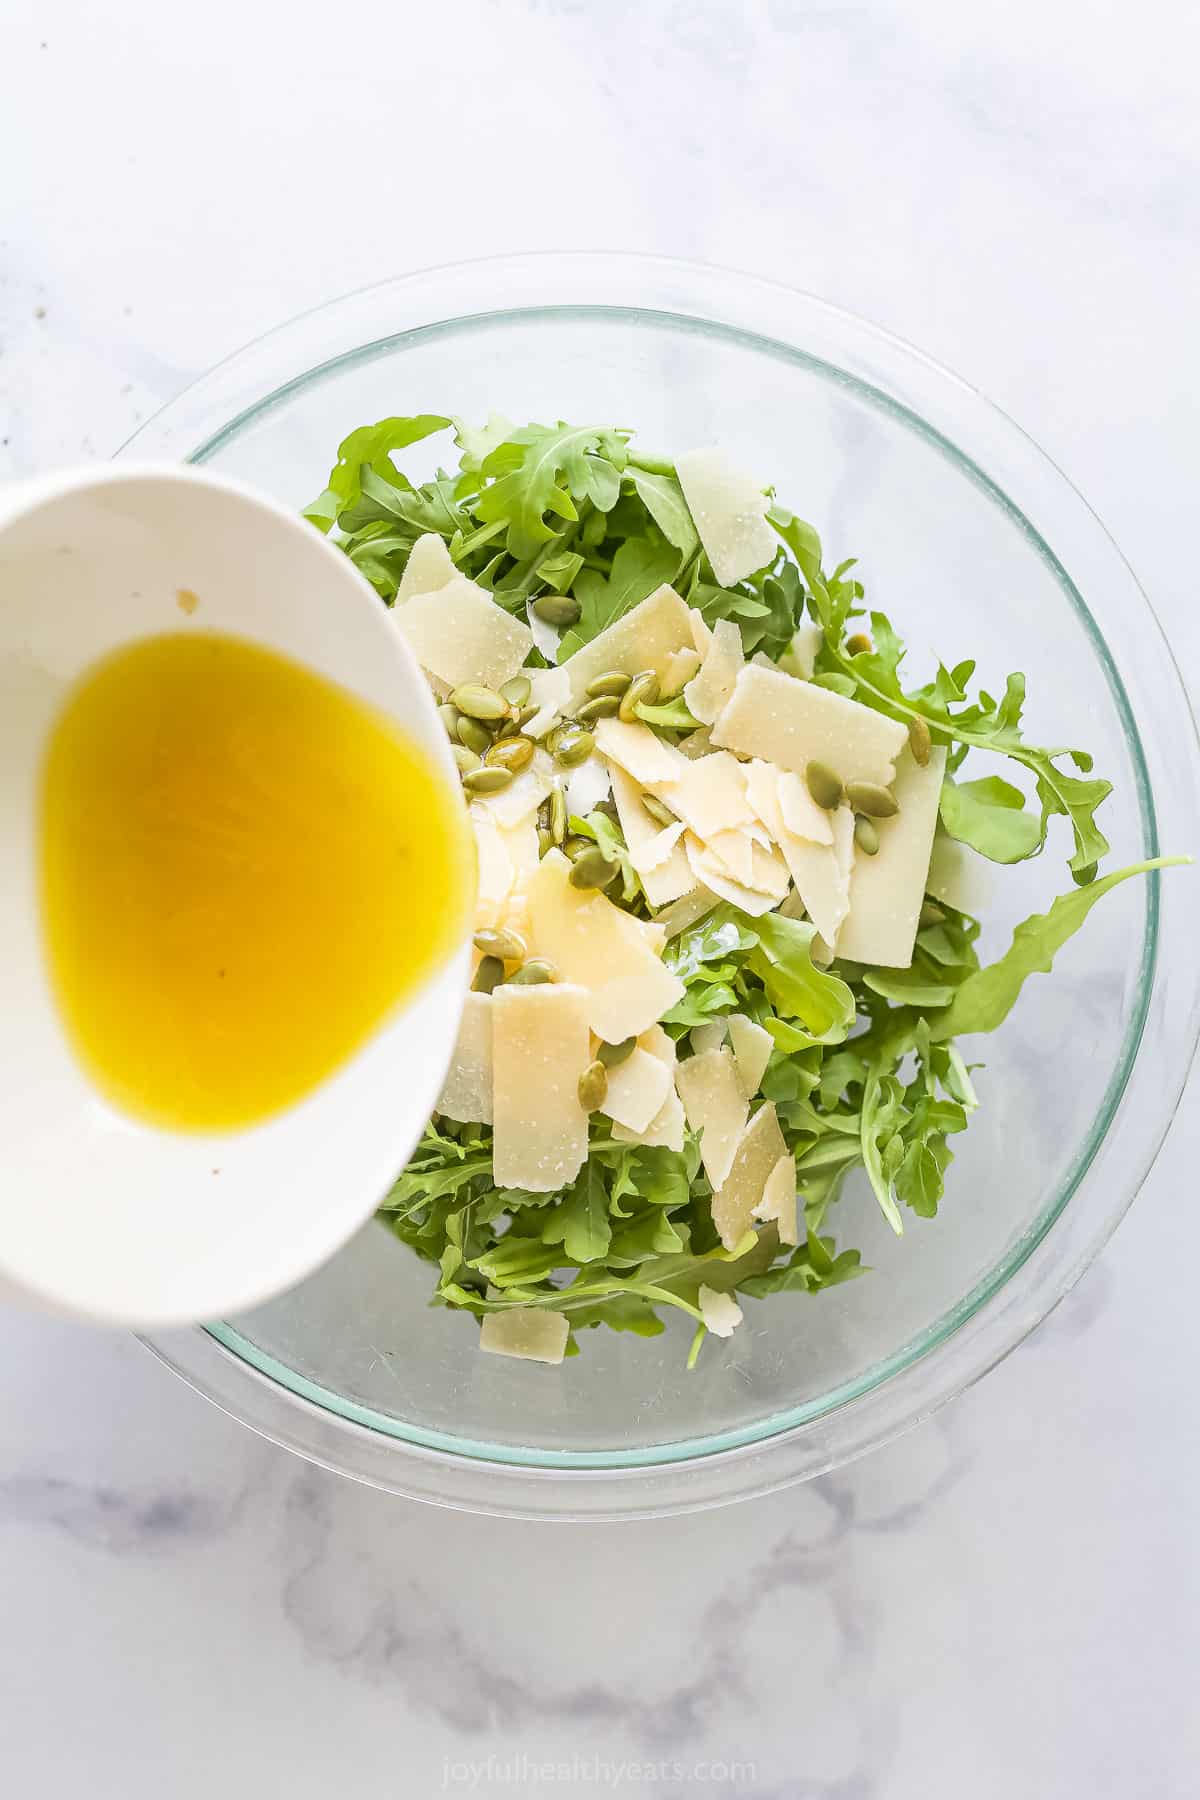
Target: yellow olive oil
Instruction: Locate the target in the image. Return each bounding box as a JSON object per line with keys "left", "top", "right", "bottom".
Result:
{"left": 39, "top": 631, "right": 474, "bottom": 1131}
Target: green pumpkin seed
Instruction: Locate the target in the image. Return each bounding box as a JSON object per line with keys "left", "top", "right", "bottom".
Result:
{"left": 585, "top": 671, "right": 632, "bottom": 699}
{"left": 450, "top": 682, "right": 509, "bottom": 721}
{"left": 456, "top": 715, "right": 494, "bottom": 756}
{"left": 473, "top": 927, "right": 527, "bottom": 962}
{"left": 597, "top": 1036, "right": 636, "bottom": 1069}
{"left": 549, "top": 786, "right": 568, "bottom": 844}
{"left": 577, "top": 1060, "right": 609, "bottom": 1113}
{"left": 568, "top": 847, "right": 619, "bottom": 890}
{"left": 438, "top": 703, "right": 461, "bottom": 739}
{"left": 908, "top": 716, "right": 932, "bottom": 767}
{"left": 853, "top": 815, "right": 880, "bottom": 856}
{"left": 618, "top": 669, "right": 659, "bottom": 723}
{"left": 462, "top": 765, "right": 515, "bottom": 795}
{"left": 507, "top": 957, "right": 557, "bottom": 986}
{"left": 453, "top": 744, "right": 482, "bottom": 775}
{"left": 576, "top": 694, "right": 621, "bottom": 724}
{"left": 641, "top": 794, "right": 678, "bottom": 828}
{"left": 845, "top": 780, "right": 898, "bottom": 819}
{"left": 485, "top": 736, "right": 535, "bottom": 774}
{"left": 805, "top": 759, "right": 843, "bottom": 811}
{"left": 500, "top": 675, "right": 531, "bottom": 708}
{"left": 537, "top": 826, "right": 554, "bottom": 858}
{"left": 845, "top": 632, "right": 873, "bottom": 656}
{"left": 563, "top": 835, "right": 593, "bottom": 860}
{"left": 553, "top": 727, "right": 595, "bottom": 768}
{"left": 532, "top": 594, "right": 581, "bottom": 627}
{"left": 472, "top": 956, "right": 505, "bottom": 994}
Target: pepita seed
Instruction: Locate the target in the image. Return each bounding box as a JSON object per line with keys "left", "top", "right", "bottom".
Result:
{"left": 532, "top": 593, "right": 581, "bottom": 627}
{"left": 473, "top": 927, "right": 527, "bottom": 962}
{"left": 853, "top": 815, "right": 880, "bottom": 856}
{"left": 597, "top": 1036, "right": 636, "bottom": 1069}
{"left": 908, "top": 716, "right": 932, "bottom": 767}
{"left": 618, "top": 670, "right": 659, "bottom": 723}
{"left": 485, "top": 736, "right": 535, "bottom": 773}
{"left": 577, "top": 1060, "right": 609, "bottom": 1113}
{"left": 563, "top": 835, "right": 593, "bottom": 860}
{"left": 585, "top": 671, "right": 632, "bottom": 699}
{"left": 456, "top": 715, "right": 493, "bottom": 756}
{"left": 515, "top": 701, "right": 541, "bottom": 729}
{"left": 846, "top": 632, "right": 873, "bottom": 656}
{"left": 641, "top": 794, "right": 678, "bottom": 828}
{"left": 553, "top": 727, "right": 594, "bottom": 768}
{"left": 453, "top": 744, "right": 483, "bottom": 775}
{"left": 462, "top": 765, "right": 515, "bottom": 795}
{"left": 568, "top": 847, "right": 619, "bottom": 890}
{"left": 537, "top": 826, "right": 554, "bottom": 857}
{"left": 472, "top": 956, "right": 505, "bottom": 994}
{"left": 845, "top": 780, "right": 898, "bottom": 819}
{"left": 576, "top": 694, "right": 621, "bottom": 724}
{"left": 805, "top": 759, "right": 843, "bottom": 811}
{"left": 450, "top": 682, "right": 509, "bottom": 721}
{"left": 438, "top": 703, "right": 461, "bottom": 739}
{"left": 508, "top": 958, "right": 557, "bottom": 986}
{"left": 549, "top": 786, "right": 568, "bottom": 844}
{"left": 500, "top": 675, "right": 531, "bottom": 708}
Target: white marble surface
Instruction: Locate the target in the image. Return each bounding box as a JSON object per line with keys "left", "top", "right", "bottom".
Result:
{"left": 3, "top": 2, "right": 1199, "bottom": 1793}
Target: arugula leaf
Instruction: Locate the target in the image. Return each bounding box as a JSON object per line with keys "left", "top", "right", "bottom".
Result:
{"left": 940, "top": 775, "right": 1044, "bottom": 863}
{"left": 749, "top": 913, "right": 856, "bottom": 1042}
{"left": 627, "top": 466, "right": 700, "bottom": 559}
{"left": 303, "top": 414, "right": 450, "bottom": 532}
{"left": 543, "top": 1162, "right": 613, "bottom": 1262}
{"left": 932, "top": 858, "right": 1187, "bottom": 1039}
{"left": 558, "top": 536, "right": 680, "bottom": 658}
{"left": 475, "top": 422, "right": 629, "bottom": 557}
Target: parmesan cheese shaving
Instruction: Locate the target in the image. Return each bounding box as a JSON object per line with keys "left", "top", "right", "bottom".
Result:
{"left": 698, "top": 1286, "right": 744, "bottom": 1338}
{"left": 726, "top": 1013, "right": 773, "bottom": 1099}
{"left": 474, "top": 757, "right": 554, "bottom": 829}
{"left": 600, "top": 1046, "right": 673, "bottom": 1134}
{"left": 704, "top": 826, "right": 755, "bottom": 886}
{"left": 556, "top": 583, "right": 694, "bottom": 705}
{"left": 526, "top": 850, "right": 685, "bottom": 1041}
{"left": 926, "top": 831, "right": 995, "bottom": 916}
{"left": 837, "top": 747, "right": 947, "bottom": 968}
{"left": 712, "top": 664, "right": 908, "bottom": 788}
{"left": 397, "top": 532, "right": 457, "bottom": 605}
{"left": 630, "top": 820, "right": 687, "bottom": 876}
{"left": 565, "top": 755, "right": 612, "bottom": 818}
{"left": 594, "top": 716, "right": 689, "bottom": 787}
{"left": 652, "top": 886, "right": 719, "bottom": 939}
{"left": 689, "top": 1020, "right": 727, "bottom": 1057}
{"left": 611, "top": 1024, "right": 685, "bottom": 1149}
{"left": 437, "top": 992, "right": 494, "bottom": 1124}
{"left": 525, "top": 600, "right": 562, "bottom": 663}
{"left": 776, "top": 769, "right": 835, "bottom": 846}
{"left": 712, "top": 1102, "right": 787, "bottom": 1250}
{"left": 684, "top": 618, "right": 745, "bottom": 725}
{"left": 524, "top": 664, "right": 571, "bottom": 739}
{"left": 394, "top": 574, "right": 533, "bottom": 691}
{"left": 480, "top": 1308, "right": 570, "bottom": 1364}
{"left": 608, "top": 764, "right": 696, "bottom": 907}
{"left": 675, "top": 447, "right": 777, "bottom": 587}
{"left": 471, "top": 805, "right": 514, "bottom": 927}
{"left": 685, "top": 834, "right": 780, "bottom": 916}
{"left": 779, "top": 619, "right": 823, "bottom": 681}
{"left": 776, "top": 804, "right": 855, "bottom": 947}
{"left": 661, "top": 645, "right": 702, "bottom": 696}
{"left": 491, "top": 982, "right": 590, "bottom": 1192}
{"left": 752, "top": 1154, "right": 799, "bottom": 1246}
{"left": 657, "top": 751, "right": 752, "bottom": 839}
{"left": 689, "top": 609, "right": 713, "bottom": 656}
{"left": 674, "top": 1047, "right": 750, "bottom": 1190}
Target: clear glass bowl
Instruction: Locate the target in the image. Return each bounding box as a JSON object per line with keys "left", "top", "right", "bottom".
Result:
{"left": 126, "top": 254, "right": 1200, "bottom": 1519}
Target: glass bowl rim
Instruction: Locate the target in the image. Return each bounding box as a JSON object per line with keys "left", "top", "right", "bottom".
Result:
{"left": 125, "top": 252, "right": 1200, "bottom": 1517}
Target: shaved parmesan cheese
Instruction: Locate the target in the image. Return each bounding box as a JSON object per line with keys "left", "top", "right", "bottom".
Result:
{"left": 601, "top": 1046, "right": 672, "bottom": 1134}
{"left": 524, "top": 664, "right": 571, "bottom": 739}
{"left": 743, "top": 758, "right": 787, "bottom": 841}
{"left": 491, "top": 982, "right": 590, "bottom": 1191}
{"left": 595, "top": 716, "right": 689, "bottom": 788}
{"left": 698, "top": 1285, "right": 744, "bottom": 1338}
{"left": 777, "top": 888, "right": 808, "bottom": 921}
{"left": 641, "top": 921, "right": 668, "bottom": 955}
{"left": 779, "top": 619, "right": 824, "bottom": 681}
{"left": 712, "top": 664, "right": 908, "bottom": 788}
{"left": 926, "top": 831, "right": 994, "bottom": 916}
{"left": 480, "top": 1308, "right": 570, "bottom": 1365}
{"left": 689, "top": 609, "right": 713, "bottom": 656}
{"left": 525, "top": 599, "right": 562, "bottom": 663}
{"left": 526, "top": 851, "right": 684, "bottom": 1041}
{"left": 556, "top": 583, "right": 694, "bottom": 705}
{"left": 397, "top": 532, "right": 457, "bottom": 605}
{"left": 726, "top": 1013, "right": 773, "bottom": 1098}
{"left": 776, "top": 804, "right": 855, "bottom": 947}
{"left": 661, "top": 645, "right": 702, "bottom": 695}
{"left": 475, "top": 758, "right": 554, "bottom": 829}
{"left": 630, "top": 819, "right": 686, "bottom": 876}
{"left": 471, "top": 805, "right": 514, "bottom": 927}
{"left": 704, "top": 827, "right": 755, "bottom": 886}
{"left": 437, "top": 993, "right": 494, "bottom": 1123}
{"left": 497, "top": 815, "right": 539, "bottom": 887}
{"left": 652, "top": 886, "right": 718, "bottom": 939}
{"left": 837, "top": 748, "right": 947, "bottom": 967}
{"left": 395, "top": 575, "right": 532, "bottom": 691}
{"left": 608, "top": 764, "right": 696, "bottom": 908}
{"left": 612, "top": 1025, "right": 685, "bottom": 1149}
{"left": 685, "top": 834, "right": 780, "bottom": 917}
{"left": 752, "top": 1154, "right": 798, "bottom": 1246}
{"left": 776, "top": 769, "right": 835, "bottom": 846}
{"left": 638, "top": 1024, "right": 677, "bottom": 1068}
{"left": 712, "top": 1102, "right": 787, "bottom": 1250}
{"left": 676, "top": 447, "right": 777, "bottom": 587}
{"left": 675, "top": 1047, "right": 750, "bottom": 1190}
{"left": 677, "top": 726, "right": 714, "bottom": 762}
{"left": 565, "top": 755, "right": 612, "bottom": 818}
{"left": 690, "top": 1020, "right": 726, "bottom": 1057}
{"left": 684, "top": 618, "right": 745, "bottom": 726}
{"left": 658, "top": 751, "right": 752, "bottom": 839}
